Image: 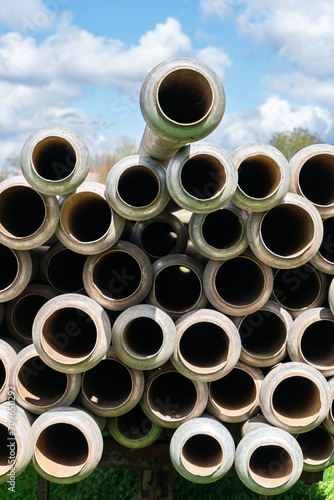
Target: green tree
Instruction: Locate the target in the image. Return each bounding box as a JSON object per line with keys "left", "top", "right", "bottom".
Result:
{"left": 269, "top": 127, "right": 323, "bottom": 160}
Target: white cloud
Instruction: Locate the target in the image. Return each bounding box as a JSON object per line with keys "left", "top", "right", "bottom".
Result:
{"left": 236, "top": 1, "right": 334, "bottom": 80}
{"left": 0, "top": 0, "right": 56, "bottom": 32}
{"left": 195, "top": 46, "right": 232, "bottom": 80}
{"left": 0, "top": 15, "right": 195, "bottom": 170}
{"left": 199, "top": 0, "right": 235, "bottom": 20}
{"left": 0, "top": 16, "right": 192, "bottom": 92}
{"left": 208, "top": 97, "right": 333, "bottom": 152}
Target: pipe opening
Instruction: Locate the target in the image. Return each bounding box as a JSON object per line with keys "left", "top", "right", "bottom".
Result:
{"left": 238, "top": 155, "right": 281, "bottom": 199}
{"left": 0, "top": 360, "right": 6, "bottom": 392}
{"left": 0, "top": 424, "right": 16, "bottom": 475}
{"left": 298, "top": 154, "right": 334, "bottom": 207}
{"left": 42, "top": 308, "right": 97, "bottom": 362}
{"left": 158, "top": 68, "right": 213, "bottom": 124}
{"left": 61, "top": 193, "right": 112, "bottom": 243}
{"left": 180, "top": 155, "right": 226, "bottom": 200}
{"left": 0, "top": 186, "right": 46, "bottom": 238}
{"left": 32, "top": 137, "right": 76, "bottom": 181}
{"left": 202, "top": 209, "right": 243, "bottom": 249}
{"left": 214, "top": 257, "right": 266, "bottom": 307}
{"left": 297, "top": 427, "right": 334, "bottom": 466}
{"left": 116, "top": 405, "right": 153, "bottom": 440}
{"left": 123, "top": 317, "right": 164, "bottom": 358}
{"left": 319, "top": 217, "right": 334, "bottom": 263}
{"left": 239, "top": 311, "right": 286, "bottom": 358}
{"left": 140, "top": 221, "right": 178, "bottom": 258}
{"left": 118, "top": 166, "right": 160, "bottom": 207}
{"left": 300, "top": 320, "right": 334, "bottom": 369}
{"left": 0, "top": 245, "right": 18, "bottom": 290}
{"left": 93, "top": 251, "right": 142, "bottom": 300}
{"left": 179, "top": 322, "right": 229, "bottom": 372}
{"left": 148, "top": 371, "right": 197, "bottom": 421}
{"left": 260, "top": 204, "right": 315, "bottom": 258}
{"left": 154, "top": 265, "right": 202, "bottom": 313}
{"left": 12, "top": 294, "right": 49, "bottom": 343}
{"left": 209, "top": 368, "right": 257, "bottom": 416}
{"left": 46, "top": 249, "right": 86, "bottom": 293}
{"left": 249, "top": 445, "right": 293, "bottom": 488}
{"left": 35, "top": 423, "right": 89, "bottom": 477}
{"left": 17, "top": 357, "right": 68, "bottom": 407}
{"left": 82, "top": 359, "right": 133, "bottom": 409}
{"left": 181, "top": 434, "right": 223, "bottom": 476}
{"left": 272, "top": 376, "right": 321, "bottom": 426}
{"left": 273, "top": 265, "right": 321, "bottom": 310}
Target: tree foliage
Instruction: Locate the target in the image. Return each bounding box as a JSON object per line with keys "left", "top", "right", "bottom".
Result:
{"left": 269, "top": 127, "right": 323, "bottom": 160}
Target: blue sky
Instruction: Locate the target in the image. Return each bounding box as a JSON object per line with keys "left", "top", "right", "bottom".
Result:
{"left": 0, "top": 0, "right": 333, "bottom": 170}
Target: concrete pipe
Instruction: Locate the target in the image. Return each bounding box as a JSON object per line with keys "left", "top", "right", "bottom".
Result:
{"left": 0, "top": 176, "right": 59, "bottom": 250}
{"left": 311, "top": 215, "right": 334, "bottom": 274}
{"left": 272, "top": 264, "right": 327, "bottom": 318}
{"left": 138, "top": 57, "right": 225, "bottom": 164}
{"left": 56, "top": 181, "right": 125, "bottom": 255}
{"left": 233, "top": 300, "right": 293, "bottom": 367}
{"left": 31, "top": 406, "right": 103, "bottom": 484}
{"left": 247, "top": 192, "right": 323, "bottom": 269}
{"left": 327, "top": 276, "right": 334, "bottom": 316}
{"left": 235, "top": 416, "right": 303, "bottom": 495}
{"left": 131, "top": 211, "right": 188, "bottom": 260}
{"left": 105, "top": 155, "right": 170, "bottom": 221}
{"left": 260, "top": 361, "right": 331, "bottom": 434}
{"left": 296, "top": 426, "right": 334, "bottom": 472}
{"left": 203, "top": 250, "right": 273, "bottom": 316}
{"left": 83, "top": 240, "right": 153, "bottom": 311}
{"left": 108, "top": 404, "right": 163, "bottom": 449}
{"left": 11, "top": 344, "right": 81, "bottom": 414}
{"left": 20, "top": 126, "right": 90, "bottom": 196}
{"left": 188, "top": 202, "right": 249, "bottom": 261}
{"left": 290, "top": 143, "right": 334, "bottom": 218}
{"left": 111, "top": 304, "right": 177, "bottom": 370}
{"left": 231, "top": 142, "right": 290, "bottom": 212}
{"left": 0, "top": 340, "right": 17, "bottom": 404}
{"left": 5, "top": 284, "right": 58, "bottom": 345}
{"left": 140, "top": 363, "right": 208, "bottom": 428}
{"left": 170, "top": 416, "right": 235, "bottom": 484}
{"left": 206, "top": 362, "right": 264, "bottom": 423}
{"left": 166, "top": 143, "right": 237, "bottom": 213}
{"left": 79, "top": 347, "right": 145, "bottom": 417}
{"left": 287, "top": 307, "right": 334, "bottom": 377}
{"left": 40, "top": 242, "right": 87, "bottom": 294}
{"left": 0, "top": 245, "right": 32, "bottom": 303}
{"left": 323, "top": 376, "right": 334, "bottom": 434}
{"left": 171, "top": 308, "right": 241, "bottom": 382}
{"left": 0, "top": 401, "right": 33, "bottom": 484}
{"left": 146, "top": 253, "right": 207, "bottom": 318}
{"left": 32, "top": 293, "right": 111, "bottom": 373}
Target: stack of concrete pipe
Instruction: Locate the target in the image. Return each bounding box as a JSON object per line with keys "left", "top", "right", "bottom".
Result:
{"left": 1, "top": 56, "right": 334, "bottom": 496}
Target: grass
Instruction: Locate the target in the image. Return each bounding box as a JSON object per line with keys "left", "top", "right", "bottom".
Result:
{"left": 2, "top": 464, "right": 334, "bottom": 499}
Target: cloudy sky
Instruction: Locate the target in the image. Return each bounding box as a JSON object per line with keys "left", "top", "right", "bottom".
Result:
{"left": 0, "top": 0, "right": 333, "bottom": 171}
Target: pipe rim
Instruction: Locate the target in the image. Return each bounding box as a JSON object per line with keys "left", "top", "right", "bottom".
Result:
{"left": 231, "top": 143, "right": 290, "bottom": 212}
{"left": 20, "top": 126, "right": 91, "bottom": 196}
{"left": 0, "top": 177, "right": 60, "bottom": 249}
{"left": 247, "top": 193, "right": 323, "bottom": 269}
{"left": 188, "top": 203, "right": 248, "bottom": 261}
{"left": 203, "top": 253, "right": 273, "bottom": 316}
{"left": 140, "top": 57, "right": 225, "bottom": 143}
{"left": 167, "top": 144, "right": 237, "bottom": 214}
{"left": 83, "top": 241, "right": 153, "bottom": 311}
{"left": 148, "top": 254, "right": 207, "bottom": 317}
{"left": 105, "top": 156, "right": 170, "bottom": 221}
